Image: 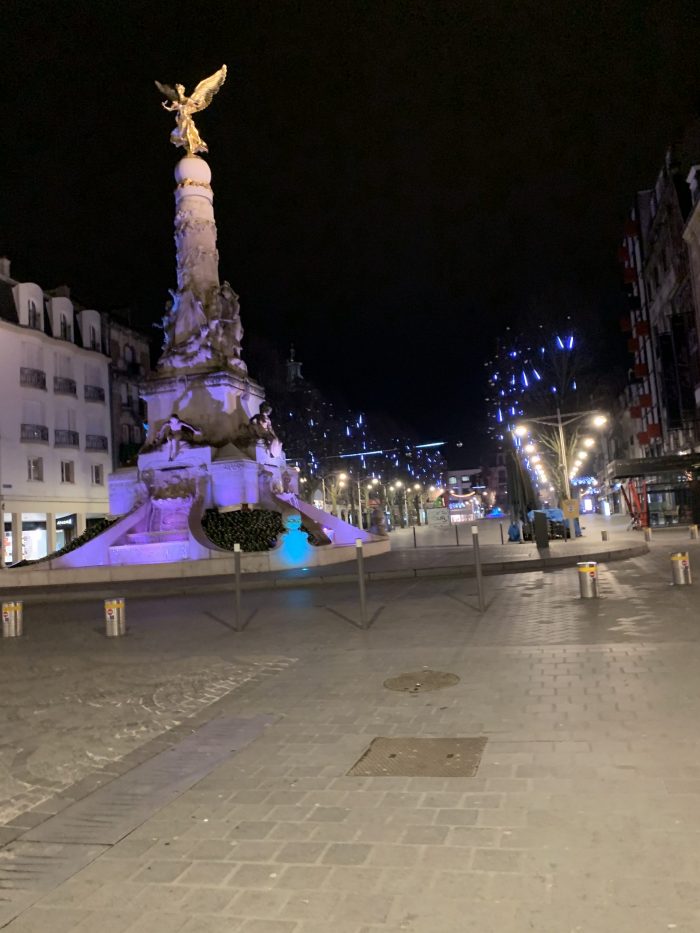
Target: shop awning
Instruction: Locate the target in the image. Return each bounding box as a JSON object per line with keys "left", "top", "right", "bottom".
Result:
{"left": 610, "top": 454, "right": 700, "bottom": 479}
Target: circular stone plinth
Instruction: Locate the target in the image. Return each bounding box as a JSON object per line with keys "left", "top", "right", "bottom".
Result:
{"left": 383, "top": 670, "right": 460, "bottom": 693}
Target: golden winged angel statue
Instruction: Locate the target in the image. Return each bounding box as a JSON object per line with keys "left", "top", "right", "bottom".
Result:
{"left": 155, "top": 65, "right": 227, "bottom": 156}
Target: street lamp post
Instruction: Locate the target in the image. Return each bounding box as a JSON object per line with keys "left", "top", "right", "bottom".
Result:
{"left": 556, "top": 407, "right": 571, "bottom": 500}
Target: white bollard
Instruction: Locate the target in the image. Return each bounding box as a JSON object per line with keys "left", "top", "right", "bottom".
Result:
{"left": 104, "top": 598, "right": 126, "bottom": 637}
{"left": 690, "top": 525, "right": 698, "bottom": 541}
{"left": 577, "top": 562, "right": 599, "bottom": 598}
{"left": 643, "top": 527, "right": 652, "bottom": 543}
{"left": 671, "top": 552, "right": 692, "bottom": 585}
{"left": 2, "top": 601, "right": 23, "bottom": 637}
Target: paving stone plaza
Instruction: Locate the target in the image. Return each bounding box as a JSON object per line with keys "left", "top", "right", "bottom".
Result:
{"left": 2, "top": 528, "right": 700, "bottom": 931}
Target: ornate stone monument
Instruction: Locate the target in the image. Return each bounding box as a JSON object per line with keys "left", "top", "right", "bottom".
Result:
{"left": 88, "top": 65, "right": 383, "bottom": 567}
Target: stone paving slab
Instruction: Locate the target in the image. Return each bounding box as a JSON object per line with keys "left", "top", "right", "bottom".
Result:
{"left": 3, "top": 544, "right": 700, "bottom": 929}
{"left": 21, "top": 716, "right": 274, "bottom": 846}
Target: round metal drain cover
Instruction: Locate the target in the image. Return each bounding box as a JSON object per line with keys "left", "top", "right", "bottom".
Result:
{"left": 383, "top": 670, "right": 460, "bottom": 693}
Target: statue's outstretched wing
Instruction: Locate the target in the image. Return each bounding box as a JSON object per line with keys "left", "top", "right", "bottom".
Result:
{"left": 155, "top": 80, "right": 180, "bottom": 103}
{"left": 190, "top": 65, "right": 227, "bottom": 112}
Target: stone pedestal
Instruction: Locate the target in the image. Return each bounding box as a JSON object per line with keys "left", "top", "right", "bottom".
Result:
{"left": 142, "top": 369, "right": 265, "bottom": 451}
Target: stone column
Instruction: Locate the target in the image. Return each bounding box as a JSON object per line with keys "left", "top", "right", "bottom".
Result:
{"left": 11, "top": 513, "right": 21, "bottom": 564}
{"left": 76, "top": 513, "right": 87, "bottom": 537}
{"left": 174, "top": 157, "right": 219, "bottom": 297}
{"left": 46, "top": 512, "right": 57, "bottom": 556}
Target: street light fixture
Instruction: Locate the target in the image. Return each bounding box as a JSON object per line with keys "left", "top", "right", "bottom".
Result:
{"left": 582, "top": 437, "right": 595, "bottom": 448}
{"left": 516, "top": 409, "right": 608, "bottom": 501}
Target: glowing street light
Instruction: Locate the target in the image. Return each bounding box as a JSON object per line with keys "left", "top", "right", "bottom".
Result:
{"left": 592, "top": 415, "right": 607, "bottom": 428}
{"left": 514, "top": 425, "right": 528, "bottom": 437}
{"left": 582, "top": 437, "right": 595, "bottom": 448}
{"left": 524, "top": 443, "right": 536, "bottom": 454}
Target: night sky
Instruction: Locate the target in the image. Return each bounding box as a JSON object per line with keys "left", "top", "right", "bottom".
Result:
{"left": 3, "top": 1, "right": 700, "bottom": 462}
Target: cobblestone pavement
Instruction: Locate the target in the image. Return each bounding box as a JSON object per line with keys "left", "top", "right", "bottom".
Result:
{"left": 0, "top": 603, "right": 295, "bottom": 827}
{"left": 2, "top": 537, "right": 700, "bottom": 931}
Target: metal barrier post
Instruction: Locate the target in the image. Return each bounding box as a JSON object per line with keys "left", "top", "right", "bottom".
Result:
{"left": 690, "top": 525, "right": 699, "bottom": 541}
{"left": 671, "top": 551, "right": 692, "bottom": 585}
{"left": 2, "top": 601, "right": 23, "bottom": 637}
{"left": 643, "top": 527, "right": 652, "bottom": 543}
{"left": 233, "top": 543, "right": 242, "bottom": 631}
{"left": 577, "top": 562, "right": 599, "bottom": 598}
{"left": 412, "top": 526, "right": 417, "bottom": 549}
{"left": 499, "top": 523, "right": 504, "bottom": 545}
{"left": 104, "top": 598, "right": 126, "bottom": 637}
{"left": 455, "top": 525, "right": 460, "bottom": 547}
{"left": 601, "top": 530, "right": 609, "bottom": 542}
{"left": 355, "top": 539, "right": 368, "bottom": 629}
{"left": 471, "top": 525, "right": 485, "bottom": 612}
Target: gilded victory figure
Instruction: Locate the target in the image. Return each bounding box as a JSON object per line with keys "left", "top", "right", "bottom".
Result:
{"left": 155, "top": 65, "right": 227, "bottom": 156}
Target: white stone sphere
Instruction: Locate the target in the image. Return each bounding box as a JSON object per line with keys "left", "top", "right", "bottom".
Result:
{"left": 174, "top": 157, "right": 212, "bottom": 186}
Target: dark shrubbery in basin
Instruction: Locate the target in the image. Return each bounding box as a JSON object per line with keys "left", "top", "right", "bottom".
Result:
{"left": 202, "top": 508, "right": 285, "bottom": 552}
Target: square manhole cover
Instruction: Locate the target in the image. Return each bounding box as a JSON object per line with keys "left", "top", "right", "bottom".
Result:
{"left": 348, "top": 736, "right": 487, "bottom": 777}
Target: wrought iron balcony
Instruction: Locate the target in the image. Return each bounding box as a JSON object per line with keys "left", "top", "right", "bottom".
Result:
{"left": 86, "top": 434, "right": 108, "bottom": 451}
{"left": 55, "top": 429, "right": 80, "bottom": 448}
{"left": 54, "top": 376, "right": 77, "bottom": 395}
{"left": 20, "top": 367, "right": 47, "bottom": 390}
{"left": 21, "top": 423, "right": 49, "bottom": 443}
{"left": 85, "top": 384, "right": 105, "bottom": 402}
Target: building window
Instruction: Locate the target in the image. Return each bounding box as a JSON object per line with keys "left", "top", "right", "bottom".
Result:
{"left": 90, "top": 325, "right": 99, "bottom": 351}
{"left": 60, "top": 460, "right": 75, "bottom": 483}
{"left": 461, "top": 475, "right": 471, "bottom": 483}
{"left": 448, "top": 477, "right": 457, "bottom": 486}
{"left": 124, "top": 344, "right": 134, "bottom": 363}
{"left": 91, "top": 464, "right": 104, "bottom": 485}
{"left": 60, "top": 315, "right": 72, "bottom": 341}
{"left": 121, "top": 423, "right": 131, "bottom": 443}
{"left": 27, "top": 457, "right": 43, "bottom": 481}
{"left": 28, "top": 300, "right": 41, "bottom": 330}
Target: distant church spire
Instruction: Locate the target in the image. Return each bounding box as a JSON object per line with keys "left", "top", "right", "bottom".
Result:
{"left": 287, "top": 344, "right": 304, "bottom": 386}
{"left": 286, "top": 343, "right": 303, "bottom": 386}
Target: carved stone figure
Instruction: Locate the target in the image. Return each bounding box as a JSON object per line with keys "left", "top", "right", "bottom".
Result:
{"left": 158, "top": 279, "right": 248, "bottom": 372}
{"left": 236, "top": 403, "right": 283, "bottom": 458}
{"left": 155, "top": 66, "right": 227, "bottom": 156}
{"left": 250, "top": 404, "right": 283, "bottom": 457}
{"left": 155, "top": 413, "right": 203, "bottom": 461}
